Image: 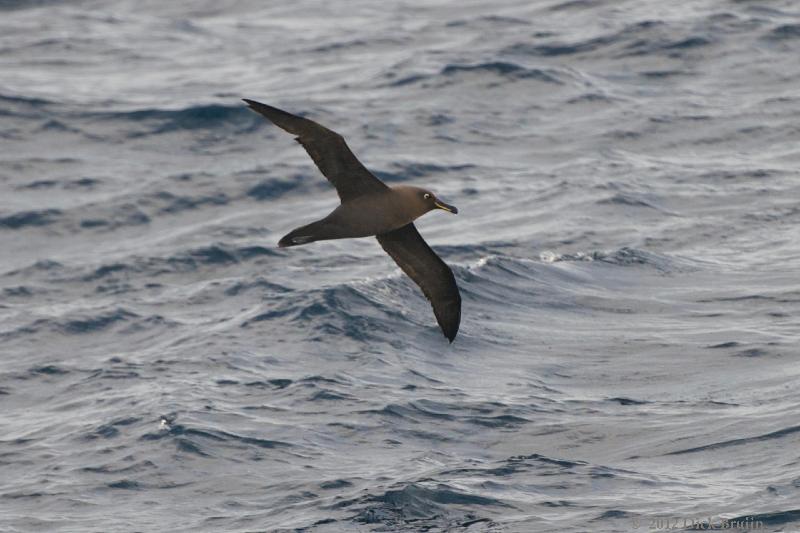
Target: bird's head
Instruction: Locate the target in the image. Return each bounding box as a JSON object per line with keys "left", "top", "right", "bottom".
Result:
{"left": 400, "top": 186, "right": 458, "bottom": 218}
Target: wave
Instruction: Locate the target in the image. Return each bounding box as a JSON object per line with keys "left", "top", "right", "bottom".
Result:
{"left": 97, "top": 103, "right": 256, "bottom": 134}
{"left": 0, "top": 307, "right": 178, "bottom": 340}
{"left": 763, "top": 24, "right": 800, "bottom": 41}
{"left": 342, "top": 453, "right": 645, "bottom": 529}
{"left": 1, "top": 245, "right": 697, "bottom": 347}
{"left": 666, "top": 424, "right": 800, "bottom": 455}
{"left": 237, "top": 247, "right": 698, "bottom": 345}
{"left": 502, "top": 18, "right": 720, "bottom": 59}
{"left": 350, "top": 482, "right": 505, "bottom": 529}
{"left": 445, "top": 15, "right": 530, "bottom": 28}
{"left": 81, "top": 243, "right": 281, "bottom": 282}
{"left": 143, "top": 190, "right": 229, "bottom": 215}
{"left": 0, "top": 92, "right": 53, "bottom": 108}
{"left": 23, "top": 189, "right": 236, "bottom": 235}
{"left": 245, "top": 176, "right": 307, "bottom": 200}
{"left": 4, "top": 99, "right": 258, "bottom": 135}
{"left": 0, "top": 0, "right": 70, "bottom": 11}
{"left": 596, "top": 192, "right": 675, "bottom": 213}
{"left": 140, "top": 419, "right": 293, "bottom": 457}
{"left": 17, "top": 176, "right": 101, "bottom": 191}
{"left": 441, "top": 61, "right": 564, "bottom": 82}
{"left": 243, "top": 258, "right": 483, "bottom": 343}
{"left": 549, "top": 0, "right": 604, "bottom": 11}
{"left": 2, "top": 286, "right": 40, "bottom": 298}
{"left": 540, "top": 247, "right": 700, "bottom": 273}
{"left": 387, "top": 61, "right": 564, "bottom": 87}
{"left": 2, "top": 260, "right": 62, "bottom": 279}
{"left": 241, "top": 284, "right": 404, "bottom": 343}
{"left": 28, "top": 364, "right": 70, "bottom": 376}
{"left": 83, "top": 416, "right": 141, "bottom": 441}
{"left": 438, "top": 452, "right": 638, "bottom": 479}
{"left": 372, "top": 162, "right": 476, "bottom": 182}
{"left": 13, "top": 171, "right": 308, "bottom": 235}
{"left": 0, "top": 209, "right": 61, "bottom": 229}
{"left": 363, "top": 398, "right": 533, "bottom": 428}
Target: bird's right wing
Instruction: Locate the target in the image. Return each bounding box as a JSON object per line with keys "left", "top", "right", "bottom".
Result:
{"left": 377, "top": 223, "right": 461, "bottom": 342}
{"left": 243, "top": 99, "right": 388, "bottom": 202}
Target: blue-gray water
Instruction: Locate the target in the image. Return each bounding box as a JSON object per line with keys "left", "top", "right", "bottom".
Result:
{"left": 1, "top": 1, "right": 799, "bottom": 532}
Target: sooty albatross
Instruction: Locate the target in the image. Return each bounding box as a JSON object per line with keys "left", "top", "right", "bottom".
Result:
{"left": 243, "top": 99, "right": 461, "bottom": 342}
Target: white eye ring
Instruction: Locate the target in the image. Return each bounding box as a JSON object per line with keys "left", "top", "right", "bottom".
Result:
{"left": 423, "top": 193, "right": 431, "bottom": 199}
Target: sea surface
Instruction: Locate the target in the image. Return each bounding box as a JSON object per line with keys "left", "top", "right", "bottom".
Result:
{"left": 1, "top": 1, "right": 799, "bottom": 531}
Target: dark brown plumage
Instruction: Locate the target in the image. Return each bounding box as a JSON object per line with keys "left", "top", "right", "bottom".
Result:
{"left": 377, "top": 224, "right": 461, "bottom": 342}
{"left": 243, "top": 99, "right": 461, "bottom": 342}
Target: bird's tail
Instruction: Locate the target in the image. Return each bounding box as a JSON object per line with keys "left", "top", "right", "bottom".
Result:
{"left": 278, "top": 219, "right": 329, "bottom": 247}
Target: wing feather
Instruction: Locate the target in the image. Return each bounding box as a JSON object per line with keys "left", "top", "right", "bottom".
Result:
{"left": 377, "top": 224, "right": 461, "bottom": 342}
{"left": 243, "top": 99, "right": 387, "bottom": 202}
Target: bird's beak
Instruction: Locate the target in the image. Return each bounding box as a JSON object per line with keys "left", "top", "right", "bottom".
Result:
{"left": 434, "top": 199, "right": 458, "bottom": 214}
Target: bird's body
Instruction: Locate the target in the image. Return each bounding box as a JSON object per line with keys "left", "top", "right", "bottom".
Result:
{"left": 243, "top": 99, "right": 461, "bottom": 342}
{"left": 279, "top": 186, "right": 448, "bottom": 246}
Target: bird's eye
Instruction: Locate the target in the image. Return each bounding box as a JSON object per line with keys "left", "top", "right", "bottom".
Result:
{"left": 423, "top": 193, "right": 431, "bottom": 199}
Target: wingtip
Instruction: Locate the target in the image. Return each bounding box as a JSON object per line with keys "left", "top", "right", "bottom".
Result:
{"left": 442, "top": 307, "right": 460, "bottom": 343}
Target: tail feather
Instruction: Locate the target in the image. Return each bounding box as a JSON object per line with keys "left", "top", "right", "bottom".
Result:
{"left": 278, "top": 219, "right": 329, "bottom": 247}
{"left": 278, "top": 232, "right": 314, "bottom": 247}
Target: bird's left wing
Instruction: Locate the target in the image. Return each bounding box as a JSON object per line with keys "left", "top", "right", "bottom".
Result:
{"left": 243, "top": 99, "right": 388, "bottom": 202}
{"left": 376, "top": 223, "right": 461, "bottom": 342}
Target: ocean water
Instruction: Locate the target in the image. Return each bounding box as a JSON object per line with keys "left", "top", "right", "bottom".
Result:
{"left": 1, "top": 0, "right": 799, "bottom": 531}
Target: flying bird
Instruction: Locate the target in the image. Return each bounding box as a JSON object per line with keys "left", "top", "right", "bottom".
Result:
{"left": 243, "top": 99, "right": 461, "bottom": 342}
